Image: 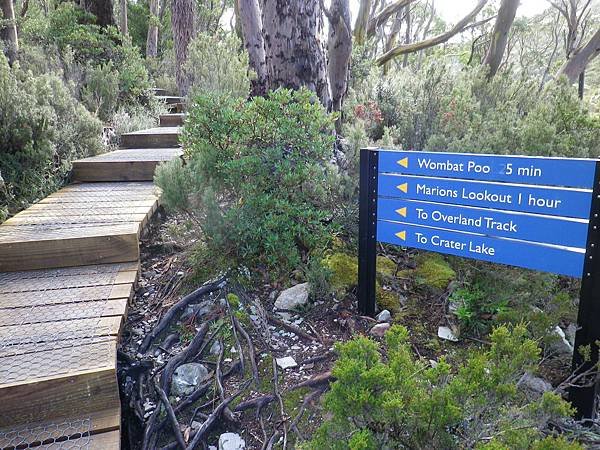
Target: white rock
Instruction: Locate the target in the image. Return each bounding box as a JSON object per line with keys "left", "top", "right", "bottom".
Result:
{"left": 369, "top": 323, "right": 391, "bottom": 337}
{"left": 219, "top": 433, "right": 246, "bottom": 450}
{"left": 274, "top": 283, "right": 310, "bottom": 310}
{"left": 210, "top": 340, "right": 222, "bottom": 355}
{"left": 276, "top": 356, "right": 298, "bottom": 370}
{"left": 565, "top": 323, "right": 577, "bottom": 347}
{"left": 437, "top": 326, "right": 459, "bottom": 342}
{"left": 550, "top": 326, "right": 573, "bottom": 355}
{"left": 376, "top": 309, "right": 391, "bottom": 323}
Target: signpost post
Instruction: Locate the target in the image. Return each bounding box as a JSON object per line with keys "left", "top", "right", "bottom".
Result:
{"left": 358, "top": 147, "right": 600, "bottom": 419}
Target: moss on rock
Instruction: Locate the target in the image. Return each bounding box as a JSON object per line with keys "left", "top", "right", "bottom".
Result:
{"left": 322, "top": 253, "right": 358, "bottom": 294}
{"left": 376, "top": 282, "right": 400, "bottom": 312}
{"left": 414, "top": 253, "right": 455, "bottom": 290}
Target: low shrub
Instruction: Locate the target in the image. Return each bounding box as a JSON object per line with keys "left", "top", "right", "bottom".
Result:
{"left": 306, "top": 324, "right": 579, "bottom": 450}
{"left": 155, "top": 88, "right": 338, "bottom": 280}
{"left": 0, "top": 53, "right": 103, "bottom": 220}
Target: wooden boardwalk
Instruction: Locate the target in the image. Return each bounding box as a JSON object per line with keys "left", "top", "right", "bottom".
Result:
{"left": 0, "top": 107, "right": 185, "bottom": 448}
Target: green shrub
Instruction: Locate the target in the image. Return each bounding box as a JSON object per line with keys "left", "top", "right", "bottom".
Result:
{"left": 306, "top": 324, "right": 576, "bottom": 450}
{"left": 155, "top": 88, "right": 337, "bottom": 280}
{"left": 81, "top": 62, "right": 119, "bottom": 121}
{"left": 184, "top": 32, "right": 251, "bottom": 99}
{"left": 0, "top": 54, "right": 103, "bottom": 220}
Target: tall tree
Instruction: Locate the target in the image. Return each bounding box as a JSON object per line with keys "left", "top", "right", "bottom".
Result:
{"left": 120, "top": 0, "right": 128, "bottom": 36}
{"left": 238, "top": 0, "right": 267, "bottom": 95}
{"left": 558, "top": 28, "right": 600, "bottom": 83}
{"left": 80, "top": 0, "right": 115, "bottom": 27}
{"left": 483, "top": 0, "right": 519, "bottom": 78}
{"left": 354, "top": 0, "right": 372, "bottom": 46}
{"left": 146, "top": 0, "right": 159, "bottom": 58}
{"left": 171, "top": 0, "right": 195, "bottom": 95}
{"left": 323, "top": 0, "right": 352, "bottom": 114}
{"left": 261, "top": 0, "right": 330, "bottom": 106}
{"left": 0, "top": 0, "right": 18, "bottom": 65}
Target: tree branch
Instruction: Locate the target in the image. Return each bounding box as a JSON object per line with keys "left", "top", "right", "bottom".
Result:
{"left": 376, "top": 0, "right": 489, "bottom": 65}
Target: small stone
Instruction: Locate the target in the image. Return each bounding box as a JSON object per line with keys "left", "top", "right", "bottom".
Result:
{"left": 276, "top": 356, "right": 298, "bottom": 370}
{"left": 376, "top": 309, "right": 391, "bottom": 323}
{"left": 437, "top": 326, "right": 459, "bottom": 342}
{"left": 210, "top": 340, "right": 222, "bottom": 355}
{"left": 369, "top": 323, "right": 391, "bottom": 337}
{"left": 518, "top": 372, "right": 553, "bottom": 397}
{"left": 171, "top": 363, "right": 209, "bottom": 396}
{"left": 191, "top": 421, "right": 202, "bottom": 431}
{"left": 429, "top": 359, "right": 438, "bottom": 368}
{"left": 219, "top": 433, "right": 246, "bottom": 450}
{"left": 274, "top": 283, "right": 310, "bottom": 310}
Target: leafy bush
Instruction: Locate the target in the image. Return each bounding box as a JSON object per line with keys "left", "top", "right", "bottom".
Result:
{"left": 306, "top": 324, "right": 579, "bottom": 450}
{"left": 184, "top": 32, "right": 251, "bottom": 99}
{"left": 0, "top": 53, "right": 103, "bottom": 220}
{"left": 155, "top": 88, "right": 337, "bottom": 279}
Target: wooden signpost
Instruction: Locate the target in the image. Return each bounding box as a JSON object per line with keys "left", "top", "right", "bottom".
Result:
{"left": 358, "top": 147, "right": 600, "bottom": 419}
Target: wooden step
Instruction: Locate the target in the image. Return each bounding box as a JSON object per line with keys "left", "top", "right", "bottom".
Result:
{"left": 168, "top": 102, "right": 185, "bottom": 113}
{"left": 0, "top": 263, "right": 134, "bottom": 432}
{"left": 72, "top": 148, "right": 182, "bottom": 182}
{"left": 0, "top": 183, "right": 158, "bottom": 271}
{"left": 0, "top": 412, "right": 120, "bottom": 449}
{"left": 156, "top": 95, "right": 184, "bottom": 105}
{"left": 121, "top": 127, "right": 181, "bottom": 149}
{"left": 160, "top": 113, "right": 186, "bottom": 127}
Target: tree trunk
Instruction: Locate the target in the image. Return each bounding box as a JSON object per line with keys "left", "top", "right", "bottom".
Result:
{"left": 353, "top": 0, "right": 372, "bottom": 46}
{"left": 146, "top": 0, "right": 159, "bottom": 58}
{"left": 262, "top": 0, "right": 330, "bottom": 107}
{"left": 366, "top": 0, "right": 414, "bottom": 39}
{"left": 80, "top": 0, "right": 115, "bottom": 27}
{"left": 171, "top": 0, "right": 195, "bottom": 95}
{"left": 233, "top": 0, "right": 243, "bottom": 41}
{"left": 325, "top": 0, "right": 351, "bottom": 114}
{"left": 238, "top": 0, "right": 267, "bottom": 96}
{"left": 557, "top": 28, "right": 600, "bottom": 83}
{"left": 483, "top": 0, "right": 519, "bottom": 78}
{"left": 120, "top": 0, "right": 128, "bottom": 36}
{"left": 0, "top": 0, "right": 18, "bottom": 65}
{"left": 383, "top": 9, "right": 402, "bottom": 75}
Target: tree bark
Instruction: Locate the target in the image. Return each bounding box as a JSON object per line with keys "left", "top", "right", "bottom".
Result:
{"left": 146, "top": 0, "right": 159, "bottom": 58}
{"left": 353, "top": 0, "right": 372, "bottom": 46}
{"left": 262, "top": 0, "right": 331, "bottom": 106}
{"left": 383, "top": 9, "right": 403, "bottom": 75}
{"left": 324, "top": 0, "right": 351, "bottom": 114}
{"left": 0, "top": 0, "right": 18, "bottom": 65}
{"left": 238, "top": 0, "right": 267, "bottom": 96}
{"left": 80, "top": 0, "right": 115, "bottom": 27}
{"left": 557, "top": 28, "right": 600, "bottom": 83}
{"left": 376, "top": 0, "right": 488, "bottom": 65}
{"left": 483, "top": 0, "right": 519, "bottom": 78}
{"left": 120, "top": 0, "right": 128, "bottom": 35}
{"left": 171, "top": 0, "right": 195, "bottom": 95}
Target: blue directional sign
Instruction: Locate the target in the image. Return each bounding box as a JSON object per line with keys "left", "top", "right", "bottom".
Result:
{"left": 378, "top": 149, "right": 597, "bottom": 189}
{"left": 377, "top": 221, "right": 586, "bottom": 277}
{"left": 378, "top": 174, "right": 593, "bottom": 219}
{"left": 377, "top": 198, "right": 589, "bottom": 248}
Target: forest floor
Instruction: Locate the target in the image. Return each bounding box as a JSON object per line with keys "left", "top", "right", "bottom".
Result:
{"left": 118, "top": 209, "right": 577, "bottom": 449}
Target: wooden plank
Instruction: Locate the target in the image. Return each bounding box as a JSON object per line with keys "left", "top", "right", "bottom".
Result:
{"left": 0, "top": 409, "right": 120, "bottom": 448}
{"left": 37, "top": 429, "right": 121, "bottom": 449}
{"left": 160, "top": 113, "right": 185, "bottom": 127}
{"left": 72, "top": 148, "right": 181, "bottom": 182}
{"left": 19, "top": 205, "right": 153, "bottom": 216}
{"left": 0, "top": 223, "right": 140, "bottom": 272}
{"left": 0, "top": 283, "right": 133, "bottom": 308}
{"left": 39, "top": 193, "right": 159, "bottom": 204}
{"left": 59, "top": 181, "right": 157, "bottom": 193}
{"left": 0, "top": 366, "right": 120, "bottom": 428}
{"left": 0, "top": 316, "right": 122, "bottom": 347}
{"left": 152, "top": 87, "right": 168, "bottom": 96}
{"left": 121, "top": 127, "right": 180, "bottom": 149}
{"left": 0, "top": 298, "right": 128, "bottom": 326}
{"left": 3, "top": 213, "right": 148, "bottom": 226}
{"left": 31, "top": 199, "right": 157, "bottom": 209}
